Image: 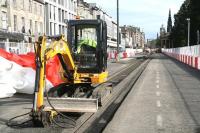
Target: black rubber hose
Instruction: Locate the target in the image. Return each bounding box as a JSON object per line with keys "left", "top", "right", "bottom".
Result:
{"left": 45, "top": 87, "right": 76, "bottom": 128}
{"left": 6, "top": 112, "right": 32, "bottom": 128}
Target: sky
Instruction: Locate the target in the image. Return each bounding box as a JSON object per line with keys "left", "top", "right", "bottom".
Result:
{"left": 84, "top": 0, "right": 185, "bottom": 39}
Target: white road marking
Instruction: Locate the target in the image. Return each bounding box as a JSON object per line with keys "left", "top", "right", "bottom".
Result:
{"left": 157, "top": 100, "right": 161, "bottom": 107}
{"left": 157, "top": 115, "right": 163, "bottom": 127}
{"left": 156, "top": 85, "right": 159, "bottom": 88}
{"left": 156, "top": 76, "right": 160, "bottom": 80}
{"left": 156, "top": 91, "right": 161, "bottom": 97}
{"left": 156, "top": 80, "right": 159, "bottom": 83}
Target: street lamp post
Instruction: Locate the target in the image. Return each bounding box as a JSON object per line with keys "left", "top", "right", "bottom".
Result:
{"left": 116, "top": 0, "right": 119, "bottom": 61}
{"left": 197, "top": 30, "right": 199, "bottom": 45}
{"left": 186, "top": 18, "right": 190, "bottom": 47}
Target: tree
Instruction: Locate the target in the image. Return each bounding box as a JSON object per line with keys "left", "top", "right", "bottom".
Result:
{"left": 170, "top": 0, "right": 200, "bottom": 47}
{"left": 190, "top": 0, "right": 200, "bottom": 45}
{"left": 171, "top": 0, "right": 189, "bottom": 47}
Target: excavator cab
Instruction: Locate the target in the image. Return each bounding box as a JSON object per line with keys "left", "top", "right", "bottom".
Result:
{"left": 67, "top": 19, "right": 107, "bottom": 73}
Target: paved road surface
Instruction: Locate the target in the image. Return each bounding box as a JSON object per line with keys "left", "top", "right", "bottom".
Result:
{"left": 104, "top": 54, "right": 200, "bottom": 133}
{"left": 0, "top": 57, "right": 136, "bottom": 133}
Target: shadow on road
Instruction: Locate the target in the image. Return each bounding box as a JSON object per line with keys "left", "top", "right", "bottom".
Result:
{"left": 163, "top": 53, "right": 200, "bottom": 132}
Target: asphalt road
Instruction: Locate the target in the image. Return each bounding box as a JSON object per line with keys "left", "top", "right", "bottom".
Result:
{"left": 104, "top": 54, "right": 200, "bottom": 133}
{"left": 0, "top": 57, "right": 136, "bottom": 133}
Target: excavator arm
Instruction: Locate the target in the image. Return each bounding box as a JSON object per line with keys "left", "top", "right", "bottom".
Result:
{"left": 45, "top": 35, "right": 76, "bottom": 81}
{"left": 32, "top": 34, "right": 101, "bottom": 124}
{"left": 33, "top": 35, "right": 78, "bottom": 111}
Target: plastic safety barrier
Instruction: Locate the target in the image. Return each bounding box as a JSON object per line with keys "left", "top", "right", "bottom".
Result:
{"left": 0, "top": 48, "right": 65, "bottom": 98}
{"left": 162, "top": 45, "right": 200, "bottom": 70}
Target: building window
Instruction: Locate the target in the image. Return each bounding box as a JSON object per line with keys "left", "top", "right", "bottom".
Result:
{"left": 40, "top": 22, "right": 43, "bottom": 33}
{"left": 29, "top": 19, "right": 32, "bottom": 33}
{"left": 1, "top": 11, "right": 7, "bottom": 29}
{"left": 14, "top": 15, "right": 17, "bottom": 31}
{"left": 22, "top": 17, "right": 25, "bottom": 27}
{"left": 69, "top": 0, "right": 71, "bottom": 10}
{"left": 54, "top": 23, "right": 56, "bottom": 35}
{"left": 65, "top": 11, "right": 67, "bottom": 19}
{"left": 65, "top": 0, "right": 67, "bottom": 8}
{"left": 62, "top": 26, "right": 64, "bottom": 34}
{"left": 40, "top": 5, "right": 42, "bottom": 15}
{"left": 13, "top": 0, "right": 16, "bottom": 5}
{"left": 21, "top": 17, "right": 25, "bottom": 33}
{"left": 34, "top": 3, "right": 37, "bottom": 14}
{"left": 50, "top": 22, "right": 53, "bottom": 35}
{"left": 29, "top": 0, "right": 32, "bottom": 12}
{"left": 50, "top": 4, "right": 52, "bottom": 19}
{"left": 59, "top": 25, "right": 61, "bottom": 34}
{"left": 71, "top": 0, "right": 74, "bottom": 11}
{"left": 22, "top": 0, "right": 25, "bottom": 10}
{"left": 58, "top": 8, "right": 61, "bottom": 22}
{"left": 71, "top": 0, "right": 73, "bottom": 10}
{"left": 35, "top": 21, "right": 38, "bottom": 33}
{"left": 62, "top": 10, "right": 64, "bottom": 22}
{"left": 13, "top": 0, "right": 17, "bottom": 8}
{"left": 0, "top": 43, "right": 5, "bottom": 49}
{"left": 61, "top": 0, "right": 64, "bottom": 5}
{"left": 74, "top": 1, "right": 76, "bottom": 12}
{"left": 54, "top": 6, "right": 56, "bottom": 20}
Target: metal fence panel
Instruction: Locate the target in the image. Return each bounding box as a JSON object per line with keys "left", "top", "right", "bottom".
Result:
{"left": 0, "top": 42, "right": 34, "bottom": 54}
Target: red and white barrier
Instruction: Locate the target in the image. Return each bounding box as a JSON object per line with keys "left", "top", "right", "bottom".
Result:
{"left": 107, "top": 48, "right": 144, "bottom": 60}
{"left": 0, "top": 48, "right": 65, "bottom": 98}
{"left": 162, "top": 45, "right": 200, "bottom": 70}
{"left": 107, "top": 51, "right": 128, "bottom": 60}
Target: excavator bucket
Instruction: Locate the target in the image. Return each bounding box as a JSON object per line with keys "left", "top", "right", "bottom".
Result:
{"left": 43, "top": 97, "right": 98, "bottom": 113}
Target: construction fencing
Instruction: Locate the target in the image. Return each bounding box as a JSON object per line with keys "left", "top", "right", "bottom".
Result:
{"left": 107, "top": 48, "right": 143, "bottom": 60}
{"left": 0, "top": 42, "right": 34, "bottom": 54}
{"left": 0, "top": 41, "right": 144, "bottom": 60}
{"left": 162, "top": 45, "right": 200, "bottom": 70}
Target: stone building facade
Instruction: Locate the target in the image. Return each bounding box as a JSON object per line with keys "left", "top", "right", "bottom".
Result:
{"left": 1, "top": 0, "right": 78, "bottom": 41}
{"left": 0, "top": 0, "right": 78, "bottom": 54}
{"left": 120, "top": 25, "right": 145, "bottom": 48}
{"left": 159, "top": 24, "right": 172, "bottom": 48}
{"left": 159, "top": 10, "right": 173, "bottom": 48}
{"left": 77, "top": 0, "right": 119, "bottom": 51}
{"left": 0, "top": 0, "right": 44, "bottom": 54}
{"left": 0, "top": 0, "right": 8, "bottom": 30}
{"left": 44, "top": 0, "right": 77, "bottom": 36}
{"left": 77, "top": 0, "right": 93, "bottom": 19}
{"left": 8, "top": 0, "right": 45, "bottom": 41}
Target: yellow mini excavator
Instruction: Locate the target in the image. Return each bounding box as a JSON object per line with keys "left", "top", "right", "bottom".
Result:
{"left": 31, "top": 19, "right": 108, "bottom": 127}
